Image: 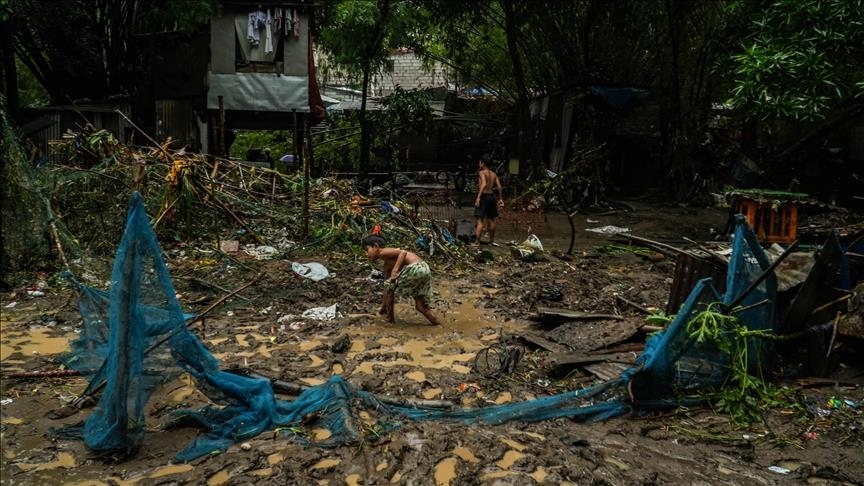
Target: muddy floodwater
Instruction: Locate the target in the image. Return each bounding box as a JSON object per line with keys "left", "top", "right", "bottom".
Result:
{"left": 2, "top": 202, "right": 863, "bottom": 485}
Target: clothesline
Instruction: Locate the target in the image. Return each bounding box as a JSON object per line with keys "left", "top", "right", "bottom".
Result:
{"left": 247, "top": 6, "right": 301, "bottom": 53}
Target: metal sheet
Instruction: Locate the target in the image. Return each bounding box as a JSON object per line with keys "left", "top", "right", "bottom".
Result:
{"left": 207, "top": 73, "right": 308, "bottom": 111}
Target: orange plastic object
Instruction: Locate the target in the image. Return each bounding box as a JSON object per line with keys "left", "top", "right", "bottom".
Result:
{"left": 733, "top": 197, "right": 798, "bottom": 244}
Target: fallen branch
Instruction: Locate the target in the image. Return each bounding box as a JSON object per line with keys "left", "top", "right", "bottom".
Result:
{"left": 615, "top": 295, "right": 650, "bottom": 314}
{"left": 616, "top": 234, "right": 688, "bottom": 258}
{"left": 4, "top": 369, "right": 83, "bottom": 380}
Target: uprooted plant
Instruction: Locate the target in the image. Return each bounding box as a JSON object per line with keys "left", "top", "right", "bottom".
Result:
{"left": 685, "top": 302, "right": 782, "bottom": 426}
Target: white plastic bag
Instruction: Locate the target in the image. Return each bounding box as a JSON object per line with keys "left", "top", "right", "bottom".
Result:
{"left": 292, "top": 262, "right": 330, "bottom": 281}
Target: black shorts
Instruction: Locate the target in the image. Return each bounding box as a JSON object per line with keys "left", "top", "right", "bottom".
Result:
{"left": 474, "top": 193, "right": 499, "bottom": 219}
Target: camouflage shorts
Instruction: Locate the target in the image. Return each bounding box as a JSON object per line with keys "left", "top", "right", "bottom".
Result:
{"left": 388, "top": 261, "right": 432, "bottom": 299}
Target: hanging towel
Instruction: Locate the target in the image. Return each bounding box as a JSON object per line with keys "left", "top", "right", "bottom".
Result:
{"left": 292, "top": 8, "right": 300, "bottom": 38}
{"left": 264, "top": 9, "right": 274, "bottom": 54}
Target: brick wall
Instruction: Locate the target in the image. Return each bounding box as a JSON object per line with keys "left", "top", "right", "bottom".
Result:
{"left": 319, "top": 50, "right": 452, "bottom": 96}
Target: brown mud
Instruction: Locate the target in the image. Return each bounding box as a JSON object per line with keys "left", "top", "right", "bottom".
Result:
{"left": 2, "top": 201, "right": 863, "bottom": 485}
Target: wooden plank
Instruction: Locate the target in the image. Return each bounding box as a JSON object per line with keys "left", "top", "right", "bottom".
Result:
{"left": 514, "top": 331, "right": 568, "bottom": 354}
{"left": 583, "top": 362, "right": 630, "bottom": 381}
{"left": 587, "top": 342, "right": 645, "bottom": 355}
{"left": 535, "top": 306, "right": 624, "bottom": 321}
{"left": 549, "top": 352, "right": 636, "bottom": 367}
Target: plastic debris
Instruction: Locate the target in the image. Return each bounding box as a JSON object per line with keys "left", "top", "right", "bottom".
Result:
{"left": 292, "top": 262, "right": 330, "bottom": 281}
{"left": 511, "top": 234, "right": 545, "bottom": 261}
{"left": 219, "top": 240, "right": 240, "bottom": 253}
{"left": 243, "top": 244, "right": 279, "bottom": 260}
{"left": 302, "top": 303, "right": 339, "bottom": 321}
{"left": 380, "top": 200, "right": 400, "bottom": 213}
{"left": 768, "top": 466, "right": 790, "bottom": 475}
{"left": 586, "top": 225, "right": 631, "bottom": 234}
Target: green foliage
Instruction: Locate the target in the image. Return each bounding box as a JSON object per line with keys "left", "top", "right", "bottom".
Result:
{"left": 11, "top": 0, "right": 215, "bottom": 105}
{"left": 645, "top": 310, "right": 673, "bottom": 327}
{"left": 1, "top": 101, "right": 61, "bottom": 278}
{"left": 379, "top": 86, "right": 434, "bottom": 133}
{"left": 229, "top": 131, "right": 294, "bottom": 162}
{"left": 312, "top": 87, "right": 435, "bottom": 173}
{"left": 723, "top": 0, "right": 864, "bottom": 120}
{"left": 686, "top": 302, "right": 735, "bottom": 352}
{"left": 686, "top": 301, "right": 782, "bottom": 426}
{"left": 14, "top": 55, "right": 49, "bottom": 107}
{"left": 317, "top": 0, "right": 420, "bottom": 82}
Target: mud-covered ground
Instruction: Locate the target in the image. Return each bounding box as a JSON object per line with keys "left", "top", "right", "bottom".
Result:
{"left": 2, "top": 201, "right": 863, "bottom": 485}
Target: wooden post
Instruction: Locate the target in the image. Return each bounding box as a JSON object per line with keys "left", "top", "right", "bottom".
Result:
{"left": 294, "top": 110, "right": 309, "bottom": 239}
{"left": 218, "top": 96, "right": 226, "bottom": 158}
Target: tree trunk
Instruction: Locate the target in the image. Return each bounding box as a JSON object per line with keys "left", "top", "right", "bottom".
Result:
{"left": 502, "top": 0, "right": 534, "bottom": 177}
{"left": 358, "top": 66, "right": 371, "bottom": 177}
{"left": 0, "top": 19, "right": 19, "bottom": 119}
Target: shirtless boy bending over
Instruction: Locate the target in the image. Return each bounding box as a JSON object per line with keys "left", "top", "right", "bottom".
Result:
{"left": 362, "top": 235, "right": 440, "bottom": 325}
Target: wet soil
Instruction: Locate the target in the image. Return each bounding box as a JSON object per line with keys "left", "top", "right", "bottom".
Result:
{"left": 2, "top": 201, "right": 863, "bottom": 485}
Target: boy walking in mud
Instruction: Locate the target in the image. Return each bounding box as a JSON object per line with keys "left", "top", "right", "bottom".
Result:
{"left": 362, "top": 235, "right": 441, "bottom": 325}
{"left": 473, "top": 155, "right": 505, "bottom": 246}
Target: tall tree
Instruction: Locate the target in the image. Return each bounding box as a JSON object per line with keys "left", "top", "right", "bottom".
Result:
{"left": 316, "top": 0, "right": 421, "bottom": 176}
{"left": 722, "top": 0, "right": 864, "bottom": 122}
{"left": 7, "top": 0, "right": 213, "bottom": 106}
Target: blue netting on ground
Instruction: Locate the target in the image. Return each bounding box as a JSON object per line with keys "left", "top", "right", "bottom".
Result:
{"left": 56, "top": 194, "right": 777, "bottom": 462}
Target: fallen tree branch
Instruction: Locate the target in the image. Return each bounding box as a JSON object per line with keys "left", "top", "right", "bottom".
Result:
{"left": 615, "top": 234, "right": 688, "bottom": 258}
{"left": 4, "top": 369, "right": 83, "bottom": 380}
{"left": 615, "top": 295, "right": 650, "bottom": 314}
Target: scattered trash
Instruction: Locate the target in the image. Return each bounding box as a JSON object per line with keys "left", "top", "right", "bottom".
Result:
{"left": 27, "top": 290, "right": 45, "bottom": 297}
{"left": 586, "top": 225, "right": 631, "bottom": 234}
{"left": 475, "top": 249, "right": 494, "bottom": 263}
{"left": 219, "top": 240, "right": 240, "bottom": 253}
{"left": 302, "top": 303, "right": 339, "bottom": 321}
{"left": 527, "top": 196, "right": 546, "bottom": 211}
{"left": 511, "top": 234, "right": 545, "bottom": 261}
{"left": 331, "top": 335, "right": 351, "bottom": 353}
{"left": 767, "top": 466, "right": 791, "bottom": 475}
{"left": 586, "top": 218, "right": 599, "bottom": 223}
{"left": 456, "top": 383, "right": 481, "bottom": 393}
{"left": 538, "top": 285, "right": 564, "bottom": 302}
{"left": 380, "top": 200, "right": 400, "bottom": 213}
{"left": 4, "top": 302, "right": 16, "bottom": 308}
{"left": 801, "top": 431, "right": 819, "bottom": 441}
{"left": 0, "top": 398, "right": 12, "bottom": 406}
{"left": 292, "top": 262, "right": 330, "bottom": 281}
{"left": 243, "top": 244, "right": 279, "bottom": 260}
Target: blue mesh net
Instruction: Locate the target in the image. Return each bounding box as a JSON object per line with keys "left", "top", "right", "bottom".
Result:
{"left": 58, "top": 194, "right": 777, "bottom": 462}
